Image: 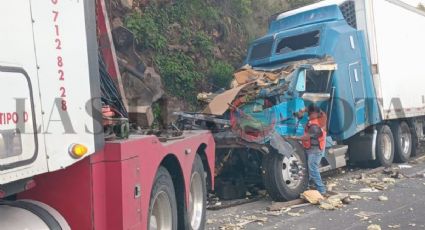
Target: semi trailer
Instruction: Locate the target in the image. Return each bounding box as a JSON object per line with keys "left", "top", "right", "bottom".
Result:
{"left": 0, "top": 0, "right": 214, "bottom": 229}
{"left": 180, "top": 0, "right": 425, "bottom": 202}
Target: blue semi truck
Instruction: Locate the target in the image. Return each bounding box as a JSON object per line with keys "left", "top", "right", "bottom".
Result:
{"left": 180, "top": 0, "right": 425, "bottom": 201}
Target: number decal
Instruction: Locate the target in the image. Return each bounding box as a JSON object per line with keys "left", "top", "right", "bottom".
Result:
{"left": 52, "top": 11, "right": 59, "bottom": 22}
{"left": 52, "top": 1, "right": 67, "bottom": 111}
{"left": 58, "top": 70, "right": 64, "bottom": 80}
{"left": 57, "top": 56, "right": 63, "bottom": 67}
{"left": 61, "top": 100, "right": 67, "bottom": 111}
{"left": 60, "top": 87, "right": 66, "bottom": 97}
{"left": 55, "top": 38, "right": 61, "bottom": 49}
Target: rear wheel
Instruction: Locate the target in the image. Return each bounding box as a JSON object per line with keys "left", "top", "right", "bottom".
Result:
{"left": 187, "top": 155, "right": 207, "bottom": 230}
{"left": 392, "top": 122, "right": 412, "bottom": 163}
{"left": 375, "top": 125, "right": 394, "bottom": 167}
{"left": 263, "top": 140, "right": 308, "bottom": 201}
{"left": 148, "top": 167, "right": 178, "bottom": 230}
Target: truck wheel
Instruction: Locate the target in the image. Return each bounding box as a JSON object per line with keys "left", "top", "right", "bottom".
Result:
{"left": 148, "top": 167, "right": 178, "bottom": 230}
{"left": 263, "top": 140, "right": 308, "bottom": 201}
{"left": 392, "top": 122, "right": 412, "bottom": 163}
{"left": 375, "top": 125, "right": 394, "bottom": 167}
{"left": 187, "top": 155, "right": 207, "bottom": 230}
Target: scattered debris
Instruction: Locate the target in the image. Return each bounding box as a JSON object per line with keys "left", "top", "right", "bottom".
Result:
{"left": 388, "top": 224, "right": 401, "bottom": 229}
{"left": 267, "top": 199, "right": 306, "bottom": 211}
{"left": 319, "top": 196, "right": 344, "bottom": 210}
{"left": 218, "top": 215, "right": 268, "bottom": 229}
{"left": 301, "top": 190, "right": 324, "bottom": 204}
{"left": 367, "top": 224, "right": 382, "bottom": 230}
{"left": 326, "top": 182, "right": 337, "bottom": 191}
{"left": 349, "top": 195, "right": 362, "bottom": 200}
{"left": 378, "top": 195, "right": 388, "bottom": 201}
{"left": 287, "top": 209, "right": 304, "bottom": 217}
{"left": 359, "top": 188, "right": 379, "bottom": 193}
{"left": 398, "top": 164, "right": 413, "bottom": 169}
{"left": 355, "top": 211, "right": 381, "bottom": 221}
{"left": 382, "top": 178, "right": 396, "bottom": 184}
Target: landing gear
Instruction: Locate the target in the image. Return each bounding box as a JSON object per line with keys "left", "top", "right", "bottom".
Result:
{"left": 263, "top": 140, "right": 308, "bottom": 201}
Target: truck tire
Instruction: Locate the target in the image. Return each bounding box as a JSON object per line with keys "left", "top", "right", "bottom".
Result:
{"left": 187, "top": 155, "right": 207, "bottom": 230}
{"left": 263, "top": 140, "right": 308, "bottom": 201}
{"left": 148, "top": 166, "right": 178, "bottom": 230}
{"left": 375, "top": 125, "right": 394, "bottom": 167}
{"left": 392, "top": 122, "right": 412, "bottom": 163}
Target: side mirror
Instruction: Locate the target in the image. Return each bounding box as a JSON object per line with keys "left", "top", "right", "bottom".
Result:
{"left": 295, "top": 69, "right": 306, "bottom": 92}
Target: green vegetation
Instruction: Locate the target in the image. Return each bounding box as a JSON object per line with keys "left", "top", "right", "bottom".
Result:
{"left": 124, "top": 0, "right": 315, "bottom": 109}
{"left": 208, "top": 61, "right": 235, "bottom": 90}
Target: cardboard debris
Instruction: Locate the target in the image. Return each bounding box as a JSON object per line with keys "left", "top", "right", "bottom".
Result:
{"left": 202, "top": 85, "right": 248, "bottom": 115}
{"left": 301, "top": 190, "right": 324, "bottom": 204}
{"left": 367, "top": 224, "right": 382, "bottom": 230}
{"left": 233, "top": 65, "right": 279, "bottom": 86}
{"left": 378, "top": 195, "right": 388, "bottom": 201}
{"left": 319, "top": 197, "right": 344, "bottom": 210}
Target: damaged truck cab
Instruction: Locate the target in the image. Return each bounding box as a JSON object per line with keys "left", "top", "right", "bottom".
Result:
{"left": 246, "top": 3, "right": 381, "bottom": 141}
{"left": 225, "top": 0, "right": 425, "bottom": 201}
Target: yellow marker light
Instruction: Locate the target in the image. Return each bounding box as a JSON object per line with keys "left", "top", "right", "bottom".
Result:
{"left": 69, "top": 144, "right": 88, "bottom": 158}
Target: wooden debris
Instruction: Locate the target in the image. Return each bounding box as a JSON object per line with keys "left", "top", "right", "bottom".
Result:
{"left": 367, "top": 224, "right": 382, "bottom": 230}
{"left": 301, "top": 190, "right": 324, "bottom": 204}
{"left": 267, "top": 198, "right": 306, "bottom": 211}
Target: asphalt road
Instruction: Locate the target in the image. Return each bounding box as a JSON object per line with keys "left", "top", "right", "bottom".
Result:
{"left": 207, "top": 154, "right": 425, "bottom": 230}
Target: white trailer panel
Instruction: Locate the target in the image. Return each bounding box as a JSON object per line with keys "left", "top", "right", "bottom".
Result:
{"left": 358, "top": 0, "right": 425, "bottom": 119}
{"left": 0, "top": 0, "right": 101, "bottom": 184}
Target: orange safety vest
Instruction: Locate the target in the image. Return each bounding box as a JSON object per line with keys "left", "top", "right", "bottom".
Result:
{"left": 302, "top": 118, "right": 326, "bottom": 150}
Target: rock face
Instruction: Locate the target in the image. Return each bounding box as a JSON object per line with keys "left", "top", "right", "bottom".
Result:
{"left": 124, "top": 67, "right": 164, "bottom": 107}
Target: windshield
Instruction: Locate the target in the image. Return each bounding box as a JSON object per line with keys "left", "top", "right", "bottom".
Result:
{"left": 306, "top": 70, "right": 332, "bottom": 93}
{"left": 276, "top": 30, "right": 320, "bottom": 55}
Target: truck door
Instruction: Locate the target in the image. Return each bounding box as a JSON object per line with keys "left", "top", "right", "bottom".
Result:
{"left": 349, "top": 62, "right": 366, "bottom": 130}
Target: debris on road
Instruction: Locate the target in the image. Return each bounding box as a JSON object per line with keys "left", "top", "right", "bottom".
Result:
{"left": 388, "top": 224, "right": 401, "bottom": 229}
{"left": 319, "top": 195, "right": 345, "bottom": 210}
{"left": 287, "top": 209, "right": 305, "bottom": 217}
{"left": 349, "top": 195, "right": 362, "bottom": 200}
{"left": 301, "top": 190, "right": 324, "bottom": 204}
{"left": 367, "top": 224, "right": 382, "bottom": 230}
{"left": 355, "top": 211, "right": 381, "bottom": 221}
{"left": 378, "top": 195, "right": 388, "bottom": 201}
{"left": 398, "top": 164, "right": 413, "bottom": 169}
{"left": 267, "top": 198, "right": 306, "bottom": 211}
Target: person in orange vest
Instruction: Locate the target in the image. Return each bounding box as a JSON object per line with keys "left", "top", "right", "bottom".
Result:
{"left": 300, "top": 104, "right": 327, "bottom": 195}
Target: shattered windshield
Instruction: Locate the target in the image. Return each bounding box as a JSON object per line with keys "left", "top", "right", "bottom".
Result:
{"left": 276, "top": 30, "right": 320, "bottom": 54}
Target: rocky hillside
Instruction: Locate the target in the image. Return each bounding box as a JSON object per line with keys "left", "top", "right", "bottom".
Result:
{"left": 107, "top": 0, "right": 315, "bottom": 125}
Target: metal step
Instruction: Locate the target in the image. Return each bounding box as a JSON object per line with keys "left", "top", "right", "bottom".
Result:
{"left": 322, "top": 145, "right": 348, "bottom": 172}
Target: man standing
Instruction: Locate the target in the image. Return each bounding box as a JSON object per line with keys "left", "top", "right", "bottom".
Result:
{"left": 300, "top": 105, "right": 327, "bottom": 195}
